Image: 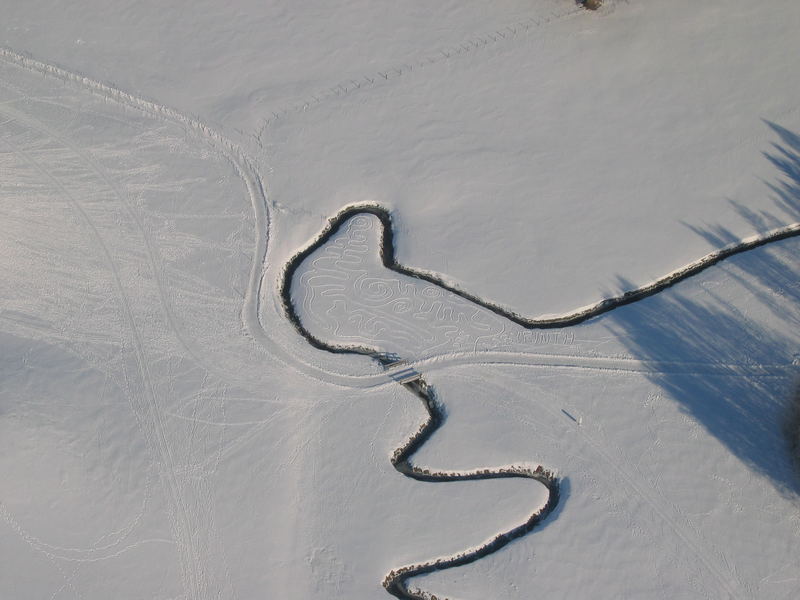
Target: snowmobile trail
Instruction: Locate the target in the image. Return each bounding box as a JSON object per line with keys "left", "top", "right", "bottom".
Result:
{"left": 0, "top": 125, "right": 210, "bottom": 599}
{"left": 0, "top": 48, "right": 273, "bottom": 385}
{"left": 0, "top": 47, "right": 273, "bottom": 599}
{"left": 3, "top": 37, "right": 797, "bottom": 599}
{"left": 282, "top": 205, "right": 798, "bottom": 599}
{"left": 252, "top": 4, "right": 585, "bottom": 144}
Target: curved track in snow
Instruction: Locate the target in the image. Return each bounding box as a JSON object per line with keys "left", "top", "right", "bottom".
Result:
{"left": 282, "top": 204, "right": 800, "bottom": 599}
{"left": 0, "top": 47, "right": 272, "bottom": 599}
{"left": 5, "top": 45, "right": 798, "bottom": 600}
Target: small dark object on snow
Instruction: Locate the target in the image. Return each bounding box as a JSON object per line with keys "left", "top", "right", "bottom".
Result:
{"left": 582, "top": 0, "right": 602, "bottom": 10}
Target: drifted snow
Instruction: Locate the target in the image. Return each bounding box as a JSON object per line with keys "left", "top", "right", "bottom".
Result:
{"left": 2, "top": 1, "right": 800, "bottom": 599}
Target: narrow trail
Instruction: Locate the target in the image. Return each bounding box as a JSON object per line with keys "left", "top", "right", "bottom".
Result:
{"left": 252, "top": 4, "right": 585, "bottom": 146}
{"left": 3, "top": 44, "right": 796, "bottom": 600}
{"left": 272, "top": 203, "right": 799, "bottom": 394}
{"left": 0, "top": 47, "right": 270, "bottom": 600}
{"left": 279, "top": 204, "right": 800, "bottom": 599}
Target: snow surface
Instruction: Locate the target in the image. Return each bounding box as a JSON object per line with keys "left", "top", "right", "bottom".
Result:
{"left": 2, "top": 1, "right": 800, "bottom": 598}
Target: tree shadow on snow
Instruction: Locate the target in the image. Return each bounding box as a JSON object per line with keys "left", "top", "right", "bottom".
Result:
{"left": 606, "top": 121, "right": 800, "bottom": 497}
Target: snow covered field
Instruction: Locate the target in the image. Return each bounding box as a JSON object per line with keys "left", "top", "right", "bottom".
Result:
{"left": 2, "top": 1, "right": 800, "bottom": 598}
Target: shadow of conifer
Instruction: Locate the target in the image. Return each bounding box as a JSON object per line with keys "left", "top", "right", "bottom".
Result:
{"left": 607, "top": 122, "right": 800, "bottom": 496}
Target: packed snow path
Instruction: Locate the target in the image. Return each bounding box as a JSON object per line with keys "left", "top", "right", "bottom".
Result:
{"left": 286, "top": 206, "right": 800, "bottom": 599}
{"left": 3, "top": 14, "right": 800, "bottom": 595}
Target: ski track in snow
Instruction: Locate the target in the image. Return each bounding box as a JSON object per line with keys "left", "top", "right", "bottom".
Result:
{"left": 252, "top": 4, "right": 585, "bottom": 146}
{"left": 0, "top": 48, "right": 270, "bottom": 600}
{"left": 2, "top": 41, "right": 798, "bottom": 599}
{"left": 282, "top": 206, "right": 800, "bottom": 599}
{"left": 280, "top": 204, "right": 800, "bottom": 388}
{"left": 0, "top": 119, "right": 208, "bottom": 597}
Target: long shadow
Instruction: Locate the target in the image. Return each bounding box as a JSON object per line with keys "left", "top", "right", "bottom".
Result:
{"left": 609, "top": 122, "right": 800, "bottom": 496}
{"left": 280, "top": 122, "right": 800, "bottom": 597}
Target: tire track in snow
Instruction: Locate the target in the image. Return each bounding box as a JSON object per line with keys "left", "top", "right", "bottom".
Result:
{"left": 451, "top": 370, "right": 744, "bottom": 599}
{"left": 0, "top": 47, "right": 273, "bottom": 387}
{"left": 0, "top": 49, "right": 271, "bottom": 600}
{"left": 422, "top": 349, "right": 789, "bottom": 379}
{"left": 252, "top": 5, "right": 585, "bottom": 145}
{"left": 2, "top": 43, "right": 793, "bottom": 599}
{"left": 0, "top": 129, "right": 209, "bottom": 598}
{"left": 517, "top": 373, "right": 748, "bottom": 600}
{"left": 274, "top": 203, "right": 799, "bottom": 390}
{"left": 280, "top": 205, "right": 798, "bottom": 599}
{"left": 0, "top": 93, "right": 230, "bottom": 384}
